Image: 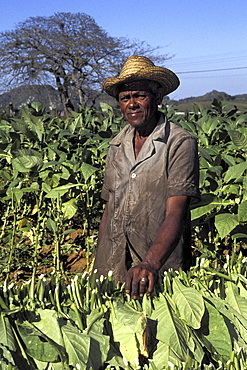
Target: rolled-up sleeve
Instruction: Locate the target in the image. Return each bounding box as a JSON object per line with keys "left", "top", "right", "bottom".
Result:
{"left": 166, "top": 135, "right": 200, "bottom": 204}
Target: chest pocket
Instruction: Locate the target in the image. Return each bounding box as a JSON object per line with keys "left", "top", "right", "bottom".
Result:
{"left": 142, "top": 141, "right": 168, "bottom": 182}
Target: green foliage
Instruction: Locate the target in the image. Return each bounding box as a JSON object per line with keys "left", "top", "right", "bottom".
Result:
{"left": 1, "top": 257, "right": 247, "bottom": 369}
{"left": 0, "top": 102, "right": 124, "bottom": 281}
{"left": 164, "top": 100, "right": 247, "bottom": 261}
{"left": 0, "top": 100, "right": 247, "bottom": 369}
{"left": 0, "top": 100, "right": 247, "bottom": 280}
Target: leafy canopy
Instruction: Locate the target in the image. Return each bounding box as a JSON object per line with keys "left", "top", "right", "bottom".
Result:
{"left": 0, "top": 12, "right": 169, "bottom": 113}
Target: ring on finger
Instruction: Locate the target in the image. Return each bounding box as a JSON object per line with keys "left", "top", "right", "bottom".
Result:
{"left": 140, "top": 277, "right": 148, "bottom": 283}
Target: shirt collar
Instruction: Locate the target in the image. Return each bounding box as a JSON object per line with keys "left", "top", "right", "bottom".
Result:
{"left": 109, "top": 113, "right": 167, "bottom": 146}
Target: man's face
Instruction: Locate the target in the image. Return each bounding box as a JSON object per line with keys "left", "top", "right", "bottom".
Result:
{"left": 118, "top": 80, "right": 163, "bottom": 129}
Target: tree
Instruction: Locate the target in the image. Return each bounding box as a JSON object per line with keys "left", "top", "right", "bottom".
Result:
{"left": 0, "top": 12, "right": 170, "bottom": 114}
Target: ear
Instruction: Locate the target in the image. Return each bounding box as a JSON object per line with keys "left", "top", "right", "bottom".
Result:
{"left": 156, "top": 87, "right": 165, "bottom": 105}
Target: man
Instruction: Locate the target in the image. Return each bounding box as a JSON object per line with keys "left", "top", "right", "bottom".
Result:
{"left": 93, "top": 55, "right": 200, "bottom": 298}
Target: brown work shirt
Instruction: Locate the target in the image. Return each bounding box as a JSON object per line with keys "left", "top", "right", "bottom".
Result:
{"left": 93, "top": 114, "right": 200, "bottom": 282}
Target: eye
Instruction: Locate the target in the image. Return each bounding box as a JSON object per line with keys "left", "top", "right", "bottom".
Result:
{"left": 138, "top": 94, "right": 147, "bottom": 100}
{"left": 119, "top": 94, "right": 130, "bottom": 102}
{"left": 135, "top": 93, "right": 149, "bottom": 100}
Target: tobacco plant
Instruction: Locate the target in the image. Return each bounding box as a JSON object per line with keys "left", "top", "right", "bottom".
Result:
{"left": 1, "top": 255, "right": 247, "bottom": 369}
{"left": 0, "top": 102, "right": 124, "bottom": 280}
{"left": 0, "top": 99, "right": 247, "bottom": 275}
{"left": 164, "top": 100, "right": 247, "bottom": 261}
{"left": 0, "top": 100, "right": 247, "bottom": 278}
{"left": 0, "top": 99, "right": 247, "bottom": 369}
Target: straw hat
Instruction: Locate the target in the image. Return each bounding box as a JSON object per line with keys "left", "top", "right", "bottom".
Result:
{"left": 102, "top": 55, "right": 180, "bottom": 98}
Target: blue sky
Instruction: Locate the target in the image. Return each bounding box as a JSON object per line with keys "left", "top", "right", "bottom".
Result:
{"left": 1, "top": 0, "right": 247, "bottom": 99}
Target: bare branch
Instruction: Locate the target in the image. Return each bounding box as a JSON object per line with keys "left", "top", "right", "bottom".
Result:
{"left": 0, "top": 12, "right": 170, "bottom": 111}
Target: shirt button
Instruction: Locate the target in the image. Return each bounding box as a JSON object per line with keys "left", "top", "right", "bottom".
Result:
{"left": 131, "top": 173, "right": 137, "bottom": 178}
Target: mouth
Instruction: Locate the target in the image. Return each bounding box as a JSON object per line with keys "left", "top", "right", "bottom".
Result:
{"left": 127, "top": 111, "right": 142, "bottom": 117}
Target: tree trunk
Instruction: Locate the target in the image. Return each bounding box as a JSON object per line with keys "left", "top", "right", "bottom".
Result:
{"left": 78, "top": 87, "right": 85, "bottom": 105}
{"left": 55, "top": 76, "right": 74, "bottom": 115}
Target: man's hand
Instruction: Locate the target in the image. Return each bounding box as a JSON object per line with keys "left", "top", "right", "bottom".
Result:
{"left": 125, "top": 196, "right": 190, "bottom": 299}
{"left": 125, "top": 262, "right": 158, "bottom": 299}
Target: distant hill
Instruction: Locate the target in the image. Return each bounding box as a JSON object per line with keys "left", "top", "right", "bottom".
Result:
{"left": 0, "top": 85, "right": 62, "bottom": 111}
{"left": 167, "top": 90, "right": 247, "bottom": 112}
{"left": 0, "top": 84, "right": 116, "bottom": 112}
{"left": 0, "top": 85, "right": 247, "bottom": 112}
{"left": 169, "top": 90, "right": 247, "bottom": 104}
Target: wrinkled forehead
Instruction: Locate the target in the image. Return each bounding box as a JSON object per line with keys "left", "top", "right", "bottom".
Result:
{"left": 118, "top": 80, "right": 153, "bottom": 94}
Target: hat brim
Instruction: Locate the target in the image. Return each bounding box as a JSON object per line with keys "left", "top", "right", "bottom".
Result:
{"left": 102, "top": 66, "right": 180, "bottom": 98}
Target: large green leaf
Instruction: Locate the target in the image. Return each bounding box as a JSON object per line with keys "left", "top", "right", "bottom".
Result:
{"left": 191, "top": 203, "right": 216, "bottom": 220}
{"left": 62, "top": 198, "right": 78, "bottom": 220}
{"left": 45, "top": 183, "right": 83, "bottom": 198}
{"left": 238, "top": 200, "right": 247, "bottom": 222}
{"left": 68, "top": 115, "right": 84, "bottom": 134}
{"left": 225, "top": 281, "right": 247, "bottom": 317}
{"left": 0, "top": 169, "right": 12, "bottom": 181}
{"left": 12, "top": 154, "right": 43, "bottom": 173}
{"left": 85, "top": 308, "right": 110, "bottom": 367}
{"left": 62, "top": 321, "right": 103, "bottom": 370}
{"left": 224, "top": 161, "right": 247, "bottom": 182}
{"left": 0, "top": 314, "right": 16, "bottom": 351}
{"left": 172, "top": 277, "right": 205, "bottom": 329}
{"left": 46, "top": 218, "right": 57, "bottom": 233}
{"left": 198, "top": 147, "right": 213, "bottom": 164}
{"left": 228, "top": 129, "right": 247, "bottom": 150}
{"left": 205, "top": 295, "right": 247, "bottom": 348}
{"left": 100, "top": 102, "right": 114, "bottom": 115}
{"left": 17, "top": 321, "right": 61, "bottom": 362}
{"left": 11, "top": 119, "right": 38, "bottom": 141}
{"left": 31, "top": 309, "right": 64, "bottom": 343}
{"left": 215, "top": 213, "right": 239, "bottom": 238}
{"left": 201, "top": 117, "right": 219, "bottom": 136}
{"left": 31, "top": 309, "right": 67, "bottom": 365}
{"left": 198, "top": 299, "right": 232, "bottom": 362}
{"left": 221, "top": 153, "right": 238, "bottom": 166}
{"left": 6, "top": 188, "right": 24, "bottom": 204}
{"left": 80, "top": 162, "right": 98, "bottom": 182}
{"left": 21, "top": 106, "right": 44, "bottom": 141}
{"left": 151, "top": 295, "right": 191, "bottom": 361}
{"left": 104, "top": 353, "right": 128, "bottom": 369}
{"left": 109, "top": 300, "right": 147, "bottom": 367}
{"left": 151, "top": 341, "right": 170, "bottom": 369}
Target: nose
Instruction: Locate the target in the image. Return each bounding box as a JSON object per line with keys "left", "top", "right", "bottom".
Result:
{"left": 128, "top": 96, "right": 138, "bottom": 108}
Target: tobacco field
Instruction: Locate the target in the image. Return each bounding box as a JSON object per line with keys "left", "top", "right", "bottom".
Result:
{"left": 0, "top": 99, "right": 246, "bottom": 369}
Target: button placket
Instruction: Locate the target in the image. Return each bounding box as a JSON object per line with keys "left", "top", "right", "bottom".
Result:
{"left": 125, "top": 171, "right": 137, "bottom": 233}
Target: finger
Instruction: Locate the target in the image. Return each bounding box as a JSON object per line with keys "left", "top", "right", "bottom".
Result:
{"left": 139, "top": 277, "right": 148, "bottom": 297}
{"left": 125, "top": 272, "right": 132, "bottom": 294}
{"left": 146, "top": 273, "right": 155, "bottom": 296}
{"left": 130, "top": 279, "right": 139, "bottom": 299}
